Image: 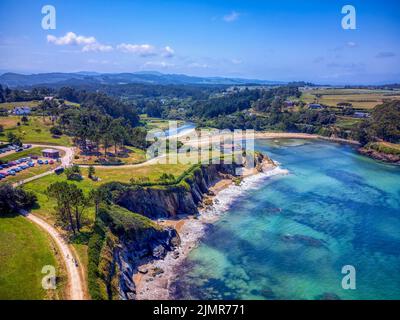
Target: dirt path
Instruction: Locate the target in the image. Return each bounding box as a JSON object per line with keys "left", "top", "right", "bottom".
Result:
{"left": 25, "top": 213, "right": 84, "bottom": 300}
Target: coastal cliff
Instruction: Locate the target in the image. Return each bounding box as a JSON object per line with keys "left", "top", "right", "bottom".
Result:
{"left": 88, "top": 205, "right": 180, "bottom": 300}
{"left": 88, "top": 153, "right": 274, "bottom": 300}
{"left": 105, "top": 153, "right": 274, "bottom": 219}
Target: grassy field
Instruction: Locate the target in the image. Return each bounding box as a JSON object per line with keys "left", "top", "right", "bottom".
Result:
{"left": 23, "top": 163, "right": 191, "bottom": 223}
{"left": 0, "top": 100, "right": 80, "bottom": 110}
{"left": 334, "top": 116, "right": 363, "bottom": 130}
{"left": 73, "top": 146, "right": 146, "bottom": 165}
{"left": 367, "top": 141, "right": 400, "bottom": 155}
{"left": 0, "top": 116, "right": 72, "bottom": 146}
{"left": 140, "top": 114, "right": 183, "bottom": 131}
{"left": 300, "top": 88, "right": 400, "bottom": 110}
{"left": 0, "top": 100, "right": 41, "bottom": 110}
{"left": 0, "top": 215, "right": 65, "bottom": 300}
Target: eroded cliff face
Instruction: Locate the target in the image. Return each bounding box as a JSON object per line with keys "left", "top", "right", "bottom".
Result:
{"left": 115, "top": 161, "right": 260, "bottom": 219}
{"left": 88, "top": 205, "right": 180, "bottom": 300}
{"left": 114, "top": 227, "right": 180, "bottom": 300}
{"left": 90, "top": 154, "right": 273, "bottom": 300}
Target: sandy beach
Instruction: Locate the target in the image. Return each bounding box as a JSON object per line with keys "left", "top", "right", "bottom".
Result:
{"left": 133, "top": 160, "right": 286, "bottom": 300}
{"left": 179, "top": 130, "right": 360, "bottom": 148}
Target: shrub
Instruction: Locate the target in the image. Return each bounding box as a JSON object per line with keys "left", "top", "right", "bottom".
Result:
{"left": 65, "top": 165, "right": 82, "bottom": 181}
{"left": 50, "top": 126, "right": 63, "bottom": 136}
{"left": 0, "top": 184, "right": 37, "bottom": 215}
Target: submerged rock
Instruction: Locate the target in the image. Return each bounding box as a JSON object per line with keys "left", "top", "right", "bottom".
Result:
{"left": 281, "top": 234, "right": 326, "bottom": 247}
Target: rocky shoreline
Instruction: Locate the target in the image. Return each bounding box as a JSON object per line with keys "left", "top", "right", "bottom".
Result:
{"left": 133, "top": 159, "right": 287, "bottom": 300}
{"left": 358, "top": 147, "right": 400, "bottom": 164}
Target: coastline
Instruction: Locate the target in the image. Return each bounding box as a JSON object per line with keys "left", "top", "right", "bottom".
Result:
{"left": 253, "top": 132, "right": 360, "bottom": 146}
{"left": 133, "top": 161, "right": 288, "bottom": 300}
{"left": 181, "top": 130, "right": 360, "bottom": 147}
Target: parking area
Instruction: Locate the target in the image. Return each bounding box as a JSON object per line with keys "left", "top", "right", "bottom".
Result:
{"left": 0, "top": 155, "right": 60, "bottom": 182}
{"left": 0, "top": 144, "right": 32, "bottom": 156}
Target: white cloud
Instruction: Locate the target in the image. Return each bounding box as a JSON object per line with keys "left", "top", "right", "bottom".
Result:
{"left": 117, "top": 43, "right": 156, "bottom": 56}
{"left": 82, "top": 43, "right": 113, "bottom": 52}
{"left": 47, "top": 32, "right": 112, "bottom": 52}
{"left": 346, "top": 41, "right": 357, "bottom": 48}
{"left": 162, "top": 46, "right": 175, "bottom": 58}
{"left": 47, "top": 32, "right": 174, "bottom": 57}
{"left": 47, "top": 32, "right": 96, "bottom": 46}
{"left": 223, "top": 11, "right": 240, "bottom": 22}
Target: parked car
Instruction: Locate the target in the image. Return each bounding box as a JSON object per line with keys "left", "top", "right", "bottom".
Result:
{"left": 49, "top": 160, "right": 54, "bottom": 164}
{"left": 55, "top": 167, "right": 64, "bottom": 175}
{"left": 14, "top": 167, "right": 22, "bottom": 172}
{"left": 9, "top": 161, "right": 17, "bottom": 166}
{"left": 31, "top": 155, "right": 39, "bottom": 160}
{"left": 44, "top": 160, "right": 49, "bottom": 165}
{"left": 7, "top": 170, "right": 16, "bottom": 176}
{"left": 37, "top": 160, "right": 43, "bottom": 165}
{"left": 16, "top": 148, "right": 23, "bottom": 152}
{"left": 0, "top": 171, "right": 9, "bottom": 176}
{"left": 28, "top": 162, "right": 35, "bottom": 167}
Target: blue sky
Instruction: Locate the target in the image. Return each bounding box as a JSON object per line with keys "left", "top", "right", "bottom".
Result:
{"left": 0, "top": 0, "right": 399, "bottom": 84}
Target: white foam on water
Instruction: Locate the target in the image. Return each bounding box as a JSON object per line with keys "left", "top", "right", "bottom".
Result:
{"left": 200, "top": 166, "right": 289, "bottom": 219}
{"left": 135, "top": 164, "right": 289, "bottom": 299}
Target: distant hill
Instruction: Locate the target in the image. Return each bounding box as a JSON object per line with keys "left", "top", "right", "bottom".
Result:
{"left": 0, "top": 72, "right": 286, "bottom": 88}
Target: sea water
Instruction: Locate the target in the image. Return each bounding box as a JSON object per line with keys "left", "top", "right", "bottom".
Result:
{"left": 171, "top": 139, "right": 400, "bottom": 300}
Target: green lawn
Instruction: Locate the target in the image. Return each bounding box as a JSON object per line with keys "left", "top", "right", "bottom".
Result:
{"left": 0, "top": 116, "right": 72, "bottom": 146}
{"left": 73, "top": 146, "right": 146, "bottom": 165}
{"left": 0, "top": 215, "right": 63, "bottom": 300}
{"left": 23, "top": 164, "right": 191, "bottom": 223}
{"left": 299, "top": 88, "right": 400, "bottom": 110}
{"left": 140, "top": 114, "right": 183, "bottom": 131}
{"left": 0, "top": 100, "right": 80, "bottom": 110}
{"left": 335, "top": 117, "right": 363, "bottom": 130}
{"left": 0, "top": 100, "right": 41, "bottom": 110}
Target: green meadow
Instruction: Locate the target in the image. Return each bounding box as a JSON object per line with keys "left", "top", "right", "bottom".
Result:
{"left": 0, "top": 215, "right": 65, "bottom": 300}
{"left": 0, "top": 116, "right": 72, "bottom": 146}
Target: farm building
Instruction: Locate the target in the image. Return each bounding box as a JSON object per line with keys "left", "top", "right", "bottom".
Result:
{"left": 42, "top": 148, "right": 60, "bottom": 159}
{"left": 12, "top": 106, "right": 31, "bottom": 115}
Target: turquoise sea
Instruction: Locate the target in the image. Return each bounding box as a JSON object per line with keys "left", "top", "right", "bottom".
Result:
{"left": 171, "top": 139, "right": 400, "bottom": 300}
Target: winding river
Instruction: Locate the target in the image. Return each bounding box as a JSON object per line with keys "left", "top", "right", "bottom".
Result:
{"left": 171, "top": 139, "right": 400, "bottom": 300}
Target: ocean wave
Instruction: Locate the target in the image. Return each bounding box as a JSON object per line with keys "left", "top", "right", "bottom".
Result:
{"left": 201, "top": 166, "right": 289, "bottom": 219}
